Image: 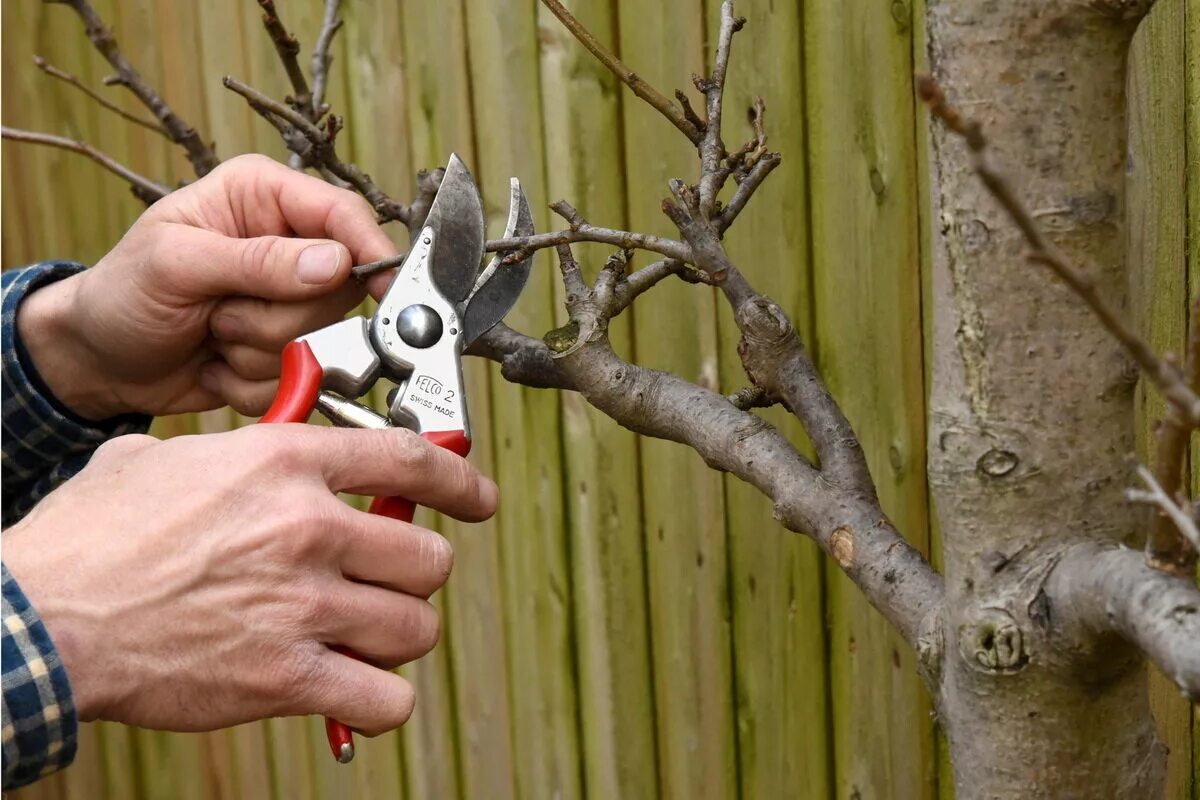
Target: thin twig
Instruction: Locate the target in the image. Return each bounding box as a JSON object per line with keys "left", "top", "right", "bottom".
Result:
{"left": 257, "top": 0, "right": 312, "bottom": 114}
{"left": 222, "top": 76, "right": 409, "bottom": 224}
{"left": 1129, "top": 464, "right": 1200, "bottom": 552}
{"left": 2, "top": 126, "right": 170, "bottom": 204}
{"left": 32, "top": 55, "right": 166, "bottom": 136}
{"left": 539, "top": 0, "right": 703, "bottom": 145}
{"left": 697, "top": 1, "right": 744, "bottom": 216}
{"left": 310, "top": 0, "right": 343, "bottom": 119}
{"left": 919, "top": 74, "right": 1200, "bottom": 428}
{"left": 56, "top": 0, "right": 217, "bottom": 176}
{"left": 352, "top": 253, "right": 407, "bottom": 281}
{"left": 718, "top": 151, "right": 781, "bottom": 230}
{"left": 486, "top": 226, "right": 693, "bottom": 265}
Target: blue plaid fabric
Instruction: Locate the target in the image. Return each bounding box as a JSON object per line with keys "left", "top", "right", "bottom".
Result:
{"left": 2, "top": 262, "right": 151, "bottom": 788}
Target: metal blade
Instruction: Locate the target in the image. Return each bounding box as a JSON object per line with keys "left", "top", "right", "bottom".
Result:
{"left": 461, "top": 178, "right": 535, "bottom": 347}
{"left": 424, "top": 153, "right": 485, "bottom": 305}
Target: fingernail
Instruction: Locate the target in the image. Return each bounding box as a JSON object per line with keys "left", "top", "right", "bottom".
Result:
{"left": 297, "top": 243, "right": 342, "bottom": 284}
{"left": 479, "top": 476, "right": 499, "bottom": 512}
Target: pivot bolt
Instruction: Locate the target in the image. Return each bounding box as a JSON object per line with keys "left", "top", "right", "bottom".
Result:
{"left": 396, "top": 304, "right": 443, "bottom": 348}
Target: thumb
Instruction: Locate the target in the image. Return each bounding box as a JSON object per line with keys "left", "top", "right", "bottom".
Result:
{"left": 161, "top": 226, "right": 353, "bottom": 300}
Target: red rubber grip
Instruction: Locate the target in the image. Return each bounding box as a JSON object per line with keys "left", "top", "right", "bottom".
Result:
{"left": 261, "top": 344, "right": 470, "bottom": 763}
{"left": 261, "top": 340, "right": 322, "bottom": 423}
{"left": 317, "top": 430, "right": 472, "bottom": 761}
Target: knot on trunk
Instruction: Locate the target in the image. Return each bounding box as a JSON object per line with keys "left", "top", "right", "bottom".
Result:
{"left": 959, "top": 608, "right": 1030, "bottom": 674}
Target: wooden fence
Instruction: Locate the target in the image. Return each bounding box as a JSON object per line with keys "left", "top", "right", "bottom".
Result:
{"left": 2, "top": 0, "right": 1196, "bottom": 797}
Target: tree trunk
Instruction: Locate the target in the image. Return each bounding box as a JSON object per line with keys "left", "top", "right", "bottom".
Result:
{"left": 924, "top": 1, "right": 1168, "bottom": 797}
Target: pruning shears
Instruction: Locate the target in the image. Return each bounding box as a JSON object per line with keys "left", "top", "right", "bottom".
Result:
{"left": 258, "top": 154, "right": 534, "bottom": 763}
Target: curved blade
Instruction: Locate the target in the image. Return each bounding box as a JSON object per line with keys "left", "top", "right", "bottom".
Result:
{"left": 425, "top": 153, "right": 485, "bottom": 305}
{"left": 461, "top": 178, "right": 535, "bottom": 347}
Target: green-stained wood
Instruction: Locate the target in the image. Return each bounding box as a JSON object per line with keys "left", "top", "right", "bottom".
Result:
{"left": 464, "top": 2, "right": 583, "bottom": 800}
{"left": 804, "top": 0, "right": 936, "bottom": 798}
{"left": 1128, "top": 6, "right": 1195, "bottom": 797}
{"left": 396, "top": 3, "right": 484, "bottom": 797}
{"left": 700, "top": 1, "right": 832, "bottom": 797}
{"left": 536, "top": 1, "right": 660, "bottom": 797}
{"left": 1187, "top": 0, "right": 1199, "bottom": 791}
{"left": 615, "top": 1, "right": 738, "bottom": 797}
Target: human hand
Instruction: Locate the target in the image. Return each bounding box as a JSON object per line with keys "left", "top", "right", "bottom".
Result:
{"left": 2, "top": 425, "right": 496, "bottom": 734}
{"left": 17, "top": 154, "right": 398, "bottom": 420}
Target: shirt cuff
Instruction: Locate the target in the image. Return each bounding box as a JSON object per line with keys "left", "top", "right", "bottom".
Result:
{"left": 1, "top": 563, "right": 78, "bottom": 789}
{"left": 2, "top": 263, "right": 152, "bottom": 526}
{"left": 4, "top": 262, "right": 152, "bottom": 433}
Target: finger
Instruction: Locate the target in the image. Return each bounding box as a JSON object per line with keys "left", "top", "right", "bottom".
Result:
{"left": 214, "top": 155, "right": 400, "bottom": 266}
{"left": 308, "top": 650, "right": 416, "bottom": 737}
{"left": 153, "top": 224, "right": 353, "bottom": 302}
{"left": 318, "top": 581, "right": 441, "bottom": 669}
{"left": 338, "top": 512, "right": 454, "bottom": 598}
{"left": 212, "top": 342, "right": 284, "bottom": 382}
{"left": 209, "top": 281, "right": 365, "bottom": 349}
{"left": 302, "top": 428, "right": 498, "bottom": 522}
{"left": 198, "top": 361, "right": 280, "bottom": 417}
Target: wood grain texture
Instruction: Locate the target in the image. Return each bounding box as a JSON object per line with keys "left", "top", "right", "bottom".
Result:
{"left": 1128, "top": 6, "right": 1195, "bottom": 797}
{"left": 614, "top": 1, "right": 738, "bottom": 797}
{"left": 803, "top": 0, "right": 936, "bottom": 797}
{"left": 464, "top": 2, "right": 583, "bottom": 799}
{"left": 700, "top": 1, "right": 833, "bottom": 798}
{"left": 536, "top": 1, "right": 659, "bottom": 797}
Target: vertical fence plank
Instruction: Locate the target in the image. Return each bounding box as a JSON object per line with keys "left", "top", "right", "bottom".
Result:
{"left": 804, "top": 0, "right": 936, "bottom": 798}
{"left": 536, "top": 2, "right": 659, "bottom": 797}
{"left": 1128, "top": 7, "right": 1194, "bottom": 798}
{"left": 463, "top": 3, "right": 583, "bottom": 800}
{"left": 697, "top": 2, "right": 833, "bottom": 798}
{"left": 614, "top": 1, "right": 738, "bottom": 797}
{"left": 1189, "top": 1, "right": 1200, "bottom": 796}
{"left": 336, "top": 3, "right": 413, "bottom": 797}
{"left": 397, "top": 4, "right": 483, "bottom": 797}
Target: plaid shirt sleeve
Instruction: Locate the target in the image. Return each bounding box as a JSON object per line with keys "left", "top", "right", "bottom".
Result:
{"left": 2, "top": 262, "right": 152, "bottom": 788}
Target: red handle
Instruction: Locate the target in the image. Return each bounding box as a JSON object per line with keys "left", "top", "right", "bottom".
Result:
{"left": 261, "top": 340, "right": 322, "bottom": 423}
{"left": 261, "top": 350, "right": 469, "bottom": 763}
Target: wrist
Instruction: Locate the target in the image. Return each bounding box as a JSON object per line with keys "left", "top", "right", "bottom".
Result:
{"left": 16, "top": 274, "right": 130, "bottom": 421}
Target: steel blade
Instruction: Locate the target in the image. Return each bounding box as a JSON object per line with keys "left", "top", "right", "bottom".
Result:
{"left": 461, "top": 178, "right": 535, "bottom": 347}
{"left": 424, "top": 153, "right": 485, "bottom": 305}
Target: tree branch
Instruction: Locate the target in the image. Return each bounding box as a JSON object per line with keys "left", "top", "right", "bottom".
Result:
{"left": 486, "top": 204, "right": 694, "bottom": 265}
{"left": 222, "top": 76, "right": 410, "bottom": 224}
{"left": 1130, "top": 463, "right": 1200, "bottom": 552}
{"left": 310, "top": 0, "right": 343, "bottom": 121}
{"left": 696, "top": 2, "right": 744, "bottom": 216}
{"left": 538, "top": 0, "right": 703, "bottom": 145}
{"left": 257, "top": 0, "right": 312, "bottom": 116}
{"left": 54, "top": 0, "right": 218, "bottom": 177}
{"left": 1050, "top": 542, "right": 1200, "bottom": 700}
{"left": 1, "top": 126, "right": 169, "bottom": 204}
{"left": 32, "top": 55, "right": 166, "bottom": 136}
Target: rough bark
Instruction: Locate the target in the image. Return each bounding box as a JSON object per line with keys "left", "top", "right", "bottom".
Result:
{"left": 925, "top": 2, "right": 1177, "bottom": 796}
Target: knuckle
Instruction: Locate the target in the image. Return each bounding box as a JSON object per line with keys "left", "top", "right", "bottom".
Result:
{"left": 422, "top": 533, "right": 454, "bottom": 589}
{"left": 389, "top": 429, "right": 436, "bottom": 474}
{"left": 260, "top": 641, "right": 325, "bottom": 713}
{"left": 92, "top": 433, "right": 156, "bottom": 464}
{"left": 240, "top": 235, "right": 280, "bottom": 283}
{"left": 408, "top": 601, "right": 441, "bottom": 656}
{"left": 358, "top": 680, "right": 416, "bottom": 737}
